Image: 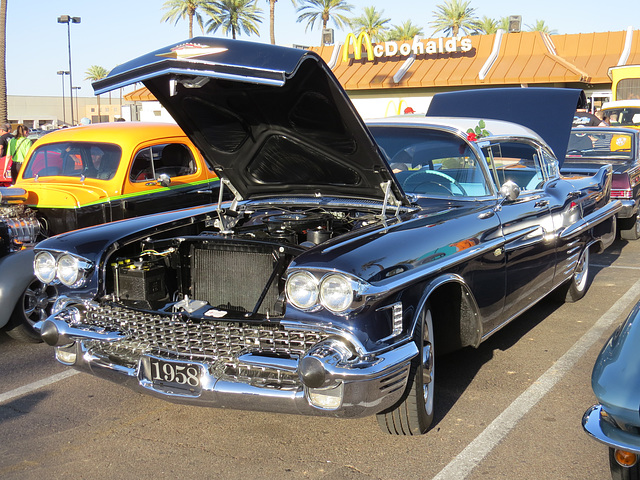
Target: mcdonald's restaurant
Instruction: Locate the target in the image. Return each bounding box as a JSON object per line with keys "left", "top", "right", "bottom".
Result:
{"left": 309, "top": 27, "right": 640, "bottom": 119}
{"left": 123, "top": 27, "right": 640, "bottom": 122}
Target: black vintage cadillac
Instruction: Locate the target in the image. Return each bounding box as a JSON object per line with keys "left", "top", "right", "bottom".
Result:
{"left": 33, "top": 38, "right": 620, "bottom": 435}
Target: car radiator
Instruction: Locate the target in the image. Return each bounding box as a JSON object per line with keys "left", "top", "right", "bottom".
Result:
{"left": 190, "top": 242, "right": 286, "bottom": 317}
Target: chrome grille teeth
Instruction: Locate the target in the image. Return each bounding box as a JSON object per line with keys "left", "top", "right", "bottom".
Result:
{"left": 82, "top": 304, "right": 327, "bottom": 365}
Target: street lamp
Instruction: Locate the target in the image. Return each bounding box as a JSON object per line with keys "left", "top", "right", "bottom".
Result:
{"left": 56, "top": 70, "right": 69, "bottom": 125}
{"left": 57, "top": 15, "right": 81, "bottom": 125}
{"left": 72, "top": 87, "right": 81, "bottom": 123}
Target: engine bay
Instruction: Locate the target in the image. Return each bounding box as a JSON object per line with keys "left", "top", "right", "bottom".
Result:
{"left": 106, "top": 204, "right": 391, "bottom": 319}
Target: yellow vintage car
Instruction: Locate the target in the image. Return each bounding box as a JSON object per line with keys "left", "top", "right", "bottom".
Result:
{"left": 0, "top": 121, "right": 221, "bottom": 342}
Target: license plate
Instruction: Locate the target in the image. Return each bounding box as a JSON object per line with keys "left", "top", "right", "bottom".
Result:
{"left": 141, "top": 356, "right": 202, "bottom": 394}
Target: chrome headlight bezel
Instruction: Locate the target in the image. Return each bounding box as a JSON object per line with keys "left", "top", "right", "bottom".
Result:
{"left": 57, "top": 253, "right": 82, "bottom": 287}
{"left": 285, "top": 270, "right": 320, "bottom": 310}
{"left": 34, "top": 251, "right": 57, "bottom": 284}
{"left": 33, "top": 250, "right": 94, "bottom": 288}
{"left": 285, "top": 269, "right": 368, "bottom": 315}
{"left": 319, "top": 273, "right": 355, "bottom": 313}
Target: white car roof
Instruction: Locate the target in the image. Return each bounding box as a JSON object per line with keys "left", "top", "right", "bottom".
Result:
{"left": 602, "top": 99, "right": 640, "bottom": 109}
{"left": 366, "top": 115, "right": 546, "bottom": 144}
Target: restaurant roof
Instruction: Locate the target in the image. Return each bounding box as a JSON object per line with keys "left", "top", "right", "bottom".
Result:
{"left": 309, "top": 28, "right": 640, "bottom": 90}
{"left": 124, "top": 28, "right": 640, "bottom": 101}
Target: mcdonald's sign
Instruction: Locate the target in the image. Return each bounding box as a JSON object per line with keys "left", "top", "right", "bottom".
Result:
{"left": 341, "top": 33, "right": 473, "bottom": 64}
{"left": 342, "top": 32, "right": 374, "bottom": 63}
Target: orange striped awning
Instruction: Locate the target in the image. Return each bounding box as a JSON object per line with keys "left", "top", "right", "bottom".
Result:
{"left": 123, "top": 29, "right": 640, "bottom": 99}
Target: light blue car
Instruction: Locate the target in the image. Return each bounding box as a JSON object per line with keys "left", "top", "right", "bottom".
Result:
{"left": 583, "top": 302, "right": 640, "bottom": 479}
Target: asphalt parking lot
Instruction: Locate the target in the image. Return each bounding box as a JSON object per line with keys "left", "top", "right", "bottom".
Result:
{"left": 1, "top": 237, "right": 639, "bottom": 480}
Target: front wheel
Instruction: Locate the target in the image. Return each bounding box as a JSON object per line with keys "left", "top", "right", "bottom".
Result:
{"left": 377, "top": 308, "right": 435, "bottom": 435}
{"left": 5, "top": 278, "right": 56, "bottom": 343}
{"left": 553, "top": 247, "right": 590, "bottom": 303}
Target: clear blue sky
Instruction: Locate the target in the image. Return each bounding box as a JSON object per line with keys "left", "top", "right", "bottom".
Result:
{"left": 8, "top": 0, "right": 640, "bottom": 97}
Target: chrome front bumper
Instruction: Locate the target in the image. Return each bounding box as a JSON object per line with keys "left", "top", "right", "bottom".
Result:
{"left": 35, "top": 313, "right": 417, "bottom": 419}
{"left": 583, "top": 404, "right": 640, "bottom": 454}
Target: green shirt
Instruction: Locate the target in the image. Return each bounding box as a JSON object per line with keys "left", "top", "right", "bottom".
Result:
{"left": 8, "top": 137, "right": 32, "bottom": 164}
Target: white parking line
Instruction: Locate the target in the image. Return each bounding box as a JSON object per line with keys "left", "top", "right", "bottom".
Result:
{"left": 0, "top": 370, "right": 79, "bottom": 405}
{"left": 432, "top": 277, "right": 640, "bottom": 480}
{"left": 592, "top": 264, "right": 640, "bottom": 270}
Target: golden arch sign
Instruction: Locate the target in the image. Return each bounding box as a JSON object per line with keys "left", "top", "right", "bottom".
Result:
{"left": 342, "top": 32, "right": 374, "bottom": 62}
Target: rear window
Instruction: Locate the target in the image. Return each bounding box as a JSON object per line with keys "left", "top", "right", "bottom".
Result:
{"left": 23, "top": 142, "right": 122, "bottom": 180}
{"left": 567, "top": 131, "right": 634, "bottom": 160}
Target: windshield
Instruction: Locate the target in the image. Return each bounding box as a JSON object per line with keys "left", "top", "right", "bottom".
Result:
{"left": 604, "top": 107, "right": 640, "bottom": 129}
{"left": 22, "top": 142, "right": 123, "bottom": 180}
{"left": 369, "top": 126, "right": 492, "bottom": 197}
{"left": 566, "top": 131, "right": 634, "bottom": 161}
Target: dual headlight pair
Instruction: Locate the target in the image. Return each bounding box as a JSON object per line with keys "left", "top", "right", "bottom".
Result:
{"left": 34, "top": 251, "right": 93, "bottom": 287}
{"left": 285, "top": 271, "right": 365, "bottom": 314}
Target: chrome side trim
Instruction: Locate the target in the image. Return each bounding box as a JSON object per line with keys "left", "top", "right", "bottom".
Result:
{"left": 583, "top": 404, "right": 640, "bottom": 454}
{"left": 560, "top": 200, "right": 622, "bottom": 240}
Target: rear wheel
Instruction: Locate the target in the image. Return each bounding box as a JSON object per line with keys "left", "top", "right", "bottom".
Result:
{"left": 377, "top": 308, "right": 434, "bottom": 435}
{"left": 621, "top": 215, "right": 640, "bottom": 241}
{"left": 553, "top": 247, "right": 590, "bottom": 303}
{"left": 5, "top": 279, "right": 56, "bottom": 343}
{"left": 610, "top": 448, "right": 640, "bottom": 480}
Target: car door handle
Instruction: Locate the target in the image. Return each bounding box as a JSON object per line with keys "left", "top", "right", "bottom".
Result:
{"left": 535, "top": 200, "right": 549, "bottom": 208}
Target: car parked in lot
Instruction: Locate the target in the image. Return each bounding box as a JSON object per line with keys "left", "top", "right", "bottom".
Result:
{"left": 583, "top": 302, "right": 640, "bottom": 479}
{"left": 602, "top": 99, "right": 640, "bottom": 131}
{"left": 33, "top": 38, "right": 619, "bottom": 435}
{"left": 0, "top": 122, "right": 220, "bottom": 342}
{"left": 562, "top": 127, "right": 640, "bottom": 240}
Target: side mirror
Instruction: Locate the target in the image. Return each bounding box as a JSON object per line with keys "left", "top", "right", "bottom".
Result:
{"left": 145, "top": 173, "right": 171, "bottom": 187}
{"left": 500, "top": 180, "right": 520, "bottom": 202}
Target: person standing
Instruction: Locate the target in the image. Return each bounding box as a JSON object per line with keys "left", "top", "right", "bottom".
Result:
{"left": 0, "top": 124, "right": 13, "bottom": 184}
{"left": 8, "top": 125, "right": 31, "bottom": 183}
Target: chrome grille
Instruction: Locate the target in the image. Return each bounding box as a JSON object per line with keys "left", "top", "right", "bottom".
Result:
{"left": 82, "top": 303, "right": 327, "bottom": 364}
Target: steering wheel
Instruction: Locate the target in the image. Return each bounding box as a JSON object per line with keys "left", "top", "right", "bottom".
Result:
{"left": 403, "top": 169, "right": 467, "bottom": 196}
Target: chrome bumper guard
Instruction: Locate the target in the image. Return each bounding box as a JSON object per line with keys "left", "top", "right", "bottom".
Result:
{"left": 35, "top": 314, "right": 417, "bottom": 418}
{"left": 583, "top": 404, "right": 640, "bottom": 454}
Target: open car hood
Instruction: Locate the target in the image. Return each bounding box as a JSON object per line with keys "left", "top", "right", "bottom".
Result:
{"left": 426, "top": 87, "right": 583, "bottom": 166}
{"left": 94, "top": 37, "right": 406, "bottom": 206}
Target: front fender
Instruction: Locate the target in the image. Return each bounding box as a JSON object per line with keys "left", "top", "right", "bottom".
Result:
{"left": 0, "top": 249, "right": 36, "bottom": 328}
{"left": 592, "top": 302, "right": 640, "bottom": 428}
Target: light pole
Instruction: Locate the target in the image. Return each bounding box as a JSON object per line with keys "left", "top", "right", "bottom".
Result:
{"left": 57, "top": 15, "right": 81, "bottom": 125}
{"left": 56, "top": 70, "right": 69, "bottom": 125}
{"left": 72, "top": 87, "right": 81, "bottom": 123}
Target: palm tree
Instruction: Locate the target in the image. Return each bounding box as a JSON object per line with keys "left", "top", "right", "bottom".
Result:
{"left": 85, "top": 66, "right": 109, "bottom": 123}
{"left": 161, "top": 0, "right": 218, "bottom": 37}
{"left": 349, "top": 6, "right": 390, "bottom": 43}
{"left": 266, "top": 0, "right": 298, "bottom": 44}
{"left": 498, "top": 16, "right": 510, "bottom": 32}
{"left": 296, "top": 0, "right": 353, "bottom": 46}
{"left": 384, "top": 20, "right": 423, "bottom": 42}
{"left": 0, "top": 0, "right": 7, "bottom": 125}
{"left": 526, "top": 19, "right": 557, "bottom": 34}
{"left": 206, "top": 0, "right": 263, "bottom": 40}
{"left": 429, "top": 0, "right": 479, "bottom": 37}
{"left": 475, "top": 16, "right": 498, "bottom": 35}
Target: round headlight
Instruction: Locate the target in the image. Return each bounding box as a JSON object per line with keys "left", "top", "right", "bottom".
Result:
{"left": 34, "top": 251, "right": 57, "bottom": 284}
{"left": 57, "top": 254, "right": 81, "bottom": 287}
{"left": 319, "top": 274, "right": 353, "bottom": 313}
{"left": 286, "top": 271, "right": 319, "bottom": 310}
